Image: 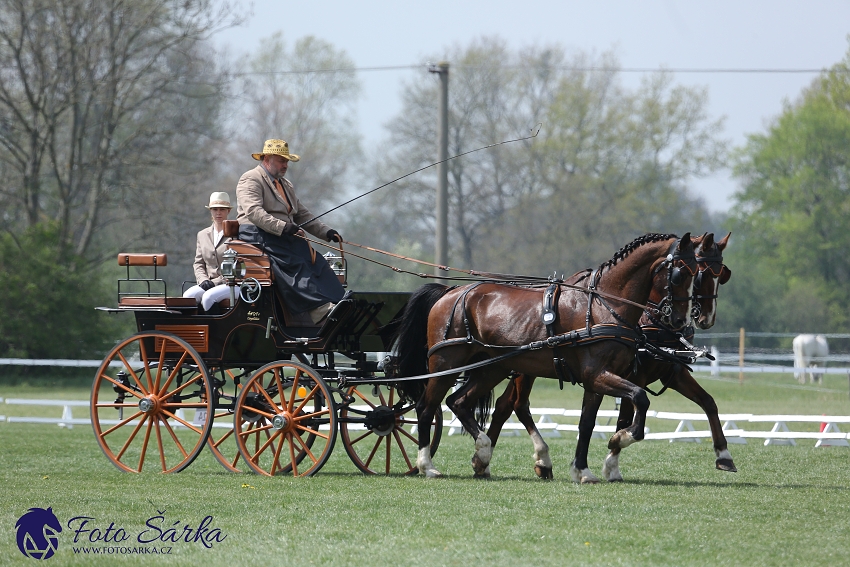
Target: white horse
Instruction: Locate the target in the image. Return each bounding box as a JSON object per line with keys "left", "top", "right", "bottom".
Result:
{"left": 792, "top": 334, "right": 829, "bottom": 384}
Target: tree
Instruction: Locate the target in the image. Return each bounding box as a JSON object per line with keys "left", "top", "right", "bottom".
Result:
{"left": 726, "top": 44, "right": 850, "bottom": 331}
{"left": 359, "top": 38, "right": 725, "bottom": 283}
{"left": 0, "top": 0, "right": 238, "bottom": 259}
{"left": 224, "top": 33, "right": 362, "bottom": 214}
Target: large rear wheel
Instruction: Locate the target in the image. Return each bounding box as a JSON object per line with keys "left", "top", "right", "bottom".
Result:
{"left": 206, "top": 368, "right": 245, "bottom": 472}
{"left": 340, "top": 385, "right": 442, "bottom": 475}
{"left": 91, "top": 332, "right": 213, "bottom": 473}
{"left": 233, "top": 361, "right": 337, "bottom": 477}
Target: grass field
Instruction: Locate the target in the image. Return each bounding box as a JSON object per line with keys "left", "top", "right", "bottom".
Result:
{"left": 2, "top": 370, "right": 850, "bottom": 566}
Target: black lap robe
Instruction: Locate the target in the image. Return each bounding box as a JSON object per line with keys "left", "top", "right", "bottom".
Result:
{"left": 238, "top": 225, "right": 345, "bottom": 314}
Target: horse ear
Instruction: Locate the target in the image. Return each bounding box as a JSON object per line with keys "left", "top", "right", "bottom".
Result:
{"left": 719, "top": 265, "right": 731, "bottom": 285}
{"left": 717, "top": 232, "right": 731, "bottom": 251}
{"left": 702, "top": 232, "right": 714, "bottom": 249}
{"left": 678, "top": 232, "right": 692, "bottom": 250}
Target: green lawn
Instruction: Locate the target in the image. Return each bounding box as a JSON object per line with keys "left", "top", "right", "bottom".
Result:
{"left": 1, "top": 371, "right": 850, "bottom": 566}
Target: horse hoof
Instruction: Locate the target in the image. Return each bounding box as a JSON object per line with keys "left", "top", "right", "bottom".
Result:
{"left": 716, "top": 458, "right": 737, "bottom": 473}
{"left": 422, "top": 468, "right": 444, "bottom": 478}
{"left": 534, "top": 466, "right": 554, "bottom": 480}
{"left": 580, "top": 475, "right": 601, "bottom": 485}
{"left": 471, "top": 455, "right": 490, "bottom": 476}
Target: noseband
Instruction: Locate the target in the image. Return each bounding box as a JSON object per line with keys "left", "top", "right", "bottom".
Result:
{"left": 649, "top": 239, "right": 697, "bottom": 327}
{"left": 691, "top": 247, "right": 728, "bottom": 319}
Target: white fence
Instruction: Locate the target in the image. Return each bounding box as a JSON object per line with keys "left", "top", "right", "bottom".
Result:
{"left": 4, "top": 397, "right": 848, "bottom": 448}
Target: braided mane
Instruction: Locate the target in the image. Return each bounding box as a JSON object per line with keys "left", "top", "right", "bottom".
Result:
{"left": 600, "top": 233, "right": 678, "bottom": 270}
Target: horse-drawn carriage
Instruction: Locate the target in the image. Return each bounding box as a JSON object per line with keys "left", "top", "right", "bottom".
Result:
{"left": 92, "top": 223, "right": 441, "bottom": 477}
{"left": 92, "top": 225, "right": 733, "bottom": 483}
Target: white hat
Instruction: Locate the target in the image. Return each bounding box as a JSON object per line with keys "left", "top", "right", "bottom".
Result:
{"left": 206, "top": 192, "right": 232, "bottom": 209}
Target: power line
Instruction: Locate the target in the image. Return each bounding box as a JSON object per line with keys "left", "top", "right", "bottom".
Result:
{"left": 231, "top": 64, "right": 836, "bottom": 77}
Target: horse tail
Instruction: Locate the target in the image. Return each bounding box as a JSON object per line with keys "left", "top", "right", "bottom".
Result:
{"left": 391, "top": 283, "right": 451, "bottom": 402}
{"left": 474, "top": 389, "right": 493, "bottom": 432}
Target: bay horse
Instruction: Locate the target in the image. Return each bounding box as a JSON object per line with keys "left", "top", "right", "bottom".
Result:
{"left": 391, "top": 233, "right": 696, "bottom": 482}
{"left": 487, "top": 232, "right": 732, "bottom": 482}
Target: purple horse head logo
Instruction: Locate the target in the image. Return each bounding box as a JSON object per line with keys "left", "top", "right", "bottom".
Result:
{"left": 15, "top": 507, "right": 62, "bottom": 560}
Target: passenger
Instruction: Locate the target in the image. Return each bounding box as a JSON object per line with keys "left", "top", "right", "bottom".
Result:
{"left": 183, "top": 192, "right": 234, "bottom": 311}
{"left": 235, "top": 139, "right": 345, "bottom": 324}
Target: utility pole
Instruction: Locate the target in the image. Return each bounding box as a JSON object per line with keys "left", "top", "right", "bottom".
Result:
{"left": 429, "top": 62, "right": 449, "bottom": 281}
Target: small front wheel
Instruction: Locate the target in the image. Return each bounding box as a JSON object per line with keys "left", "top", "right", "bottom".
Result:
{"left": 340, "top": 385, "right": 442, "bottom": 475}
{"left": 233, "top": 361, "right": 337, "bottom": 477}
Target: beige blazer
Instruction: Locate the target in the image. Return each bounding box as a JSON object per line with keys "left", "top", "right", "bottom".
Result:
{"left": 193, "top": 225, "right": 232, "bottom": 285}
{"left": 235, "top": 165, "right": 332, "bottom": 239}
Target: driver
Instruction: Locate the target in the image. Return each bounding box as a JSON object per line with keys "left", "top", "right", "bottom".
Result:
{"left": 235, "top": 139, "right": 345, "bottom": 323}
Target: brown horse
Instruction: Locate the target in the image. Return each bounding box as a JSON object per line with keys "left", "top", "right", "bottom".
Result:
{"left": 487, "top": 232, "right": 732, "bottom": 482}
{"left": 391, "top": 233, "right": 696, "bottom": 482}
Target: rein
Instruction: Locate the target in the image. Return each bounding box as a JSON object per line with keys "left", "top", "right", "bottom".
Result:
{"left": 302, "top": 235, "right": 656, "bottom": 313}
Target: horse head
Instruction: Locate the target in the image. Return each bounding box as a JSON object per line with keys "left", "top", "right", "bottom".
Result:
{"left": 692, "top": 232, "right": 731, "bottom": 329}
{"left": 598, "top": 232, "right": 696, "bottom": 330}
{"left": 642, "top": 232, "right": 699, "bottom": 331}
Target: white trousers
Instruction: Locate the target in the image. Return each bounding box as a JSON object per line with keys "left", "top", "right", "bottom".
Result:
{"left": 183, "top": 283, "right": 231, "bottom": 311}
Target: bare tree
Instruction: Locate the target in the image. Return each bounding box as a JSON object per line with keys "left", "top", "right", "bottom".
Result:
{"left": 0, "top": 0, "right": 239, "bottom": 259}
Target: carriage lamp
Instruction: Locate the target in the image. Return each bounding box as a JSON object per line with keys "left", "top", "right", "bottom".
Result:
{"left": 220, "top": 248, "right": 246, "bottom": 305}
{"left": 323, "top": 251, "right": 347, "bottom": 287}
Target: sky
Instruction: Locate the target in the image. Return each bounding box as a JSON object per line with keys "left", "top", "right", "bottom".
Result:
{"left": 215, "top": 0, "right": 850, "bottom": 213}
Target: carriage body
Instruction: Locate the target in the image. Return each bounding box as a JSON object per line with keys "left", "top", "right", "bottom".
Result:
{"left": 91, "top": 241, "right": 441, "bottom": 477}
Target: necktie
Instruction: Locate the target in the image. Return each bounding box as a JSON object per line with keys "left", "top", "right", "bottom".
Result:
{"left": 273, "top": 178, "right": 293, "bottom": 213}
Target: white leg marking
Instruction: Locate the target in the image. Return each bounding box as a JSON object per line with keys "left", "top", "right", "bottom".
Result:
{"left": 418, "top": 446, "right": 443, "bottom": 478}
{"left": 602, "top": 452, "right": 623, "bottom": 482}
{"left": 474, "top": 432, "right": 492, "bottom": 467}
{"left": 530, "top": 431, "right": 552, "bottom": 469}
{"left": 569, "top": 460, "right": 600, "bottom": 484}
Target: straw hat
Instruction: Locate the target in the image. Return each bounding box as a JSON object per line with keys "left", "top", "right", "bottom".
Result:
{"left": 205, "top": 191, "right": 233, "bottom": 209}
{"left": 251, "top": 139, "right": 300, "bottom": 162}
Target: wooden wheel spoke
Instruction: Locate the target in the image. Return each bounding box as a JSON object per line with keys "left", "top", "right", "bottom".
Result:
{"left": 239, "top": 422, "right": 273, "bottom": 438}
{"left": 100, "top": 375, "right": 145, "bottom": 400}
{"left": 160, "top": 409, "right": 204, "bottom": 434}
{"left": 363, "top": 437, "right": 382, "bottom": 468}
{"left": 393, "top": 429, "right": 414, "bottom": 469}
{"left": 398, "top": 426, "right": 418, "bottom": 443}
{"left": 269, "top": 430, "right": 287, "bottom": 475}
{"left": 213, "top": 428, "right": 234, "bottom": 448}
{"left": 114, "top": 353, "right": 148, "bottom": 396}
{"left": 294, "top": 423, "right": 329, "bottom": 440}
{"left": 377, "top": 388, "right": 388, "bottom": 406}
{"left": 161, "top": 373, "right": 203, "bottom": 400}
{"left": 290, "top": 432, "right": 319, "bottom": 468}
{"left": 274, "top": 369, "right": 286, "bottom": 411}
{"left": 139, "top": 340, "right": 154, "bottom": 392}
{"left": 350, "top": 388, "right": 377, "bottom": 409}
{"left": 158, "top": 351, "right": 190, "bottom": 395}
{"left": 288, "top": 369, "right": 301, "bottom": 410}
{"left": 294, "top": 408, "right": 330, "bottom": 421}
{"left": 154, "top": 346, "right": 167, "bottom": 393}
{"left": 348, "top": 429, "right": 374, "bottom": 445}
{"left": 288, "top": 434, "right": 299, "bottom": 476}
{"left": 115, "top": 414, "right": 149, "bottom": 460}
{"left": 292, "top": 384, "right": 319, "bottom": 416}
{"left": 159, "top": 417, "right": 190, "bottom": 459}
{"left": 155, "top": 416, "right": 167, "bottom": 471}
{"left": 249, "top": 429, "right": 281, "bottom": 462}
{"left": 137, "top": 416, "right": 155, "bottom": 472}
{"left": 100, "top": 411, "right": 145, "bottom": 437}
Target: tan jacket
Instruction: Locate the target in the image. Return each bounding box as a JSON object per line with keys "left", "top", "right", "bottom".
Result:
{"left": 235, "top": 165, "right": 332, "bottom": 239}
{"left": 193, "top": 225, "right": 232, "bottom": 285}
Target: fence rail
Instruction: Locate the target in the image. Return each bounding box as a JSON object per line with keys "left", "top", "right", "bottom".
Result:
{"left": 3, "top": 397, "right": 848, "bottom": 448}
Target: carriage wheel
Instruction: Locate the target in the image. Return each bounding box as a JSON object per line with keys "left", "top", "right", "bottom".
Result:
{"left": 206, "top": 368, "right": 243, "bottom": 473}
{"left": 233, "top": 361, "right": 337, "bottom": 477}
{"left": 91, "top": 332, "right": 213, "bottom": 473}
{"left": 340, "top": 385, "right": 442, "bottom": 475}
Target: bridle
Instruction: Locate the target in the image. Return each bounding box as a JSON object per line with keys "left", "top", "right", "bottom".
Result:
{"left": 690, "top": 247, "right": 730, "bottom": 319}
{"left": 648, "top": 239, "right": 698, "bottom": 328}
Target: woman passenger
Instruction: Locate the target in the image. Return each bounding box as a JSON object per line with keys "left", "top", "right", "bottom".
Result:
{"left": 183, "top": 192, "right": 234, "bottom": 312}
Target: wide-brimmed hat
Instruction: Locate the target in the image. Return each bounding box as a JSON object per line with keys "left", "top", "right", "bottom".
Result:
{"left": 251, "top": 139, "right": 300, "bottom": 162}
{"left": 205, "top": 191, "right": 233, "bottom": 209}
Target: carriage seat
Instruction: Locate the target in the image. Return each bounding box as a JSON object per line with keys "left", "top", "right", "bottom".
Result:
{"left": 116, "top": 253, "right": 197, "bottom": 311}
